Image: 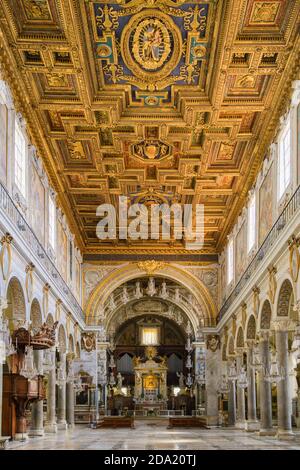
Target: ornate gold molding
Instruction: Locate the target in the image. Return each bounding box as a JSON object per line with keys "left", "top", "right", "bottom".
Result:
{"left": 137, "top": 260, "right": 168, "bottom": 275}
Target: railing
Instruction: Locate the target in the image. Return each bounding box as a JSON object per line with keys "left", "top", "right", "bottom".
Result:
{"left": 217, "top": 184, "right": 300, "bottom": 323}
{"left": 0, "top": 182, "right": 85, "bottom": 321}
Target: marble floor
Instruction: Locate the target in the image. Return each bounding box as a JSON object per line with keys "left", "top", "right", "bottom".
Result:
{"left": 7, "top": 420, "right": 300, "bottom": 450}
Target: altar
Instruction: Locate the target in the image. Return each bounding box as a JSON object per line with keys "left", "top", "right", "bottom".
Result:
{"left": 133, "top": 346, "right": 168, "bottom": 408}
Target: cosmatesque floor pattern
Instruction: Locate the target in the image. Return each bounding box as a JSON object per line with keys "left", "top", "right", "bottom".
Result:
{"left": 7, "top": 421, "right": 300, "bottom": 450}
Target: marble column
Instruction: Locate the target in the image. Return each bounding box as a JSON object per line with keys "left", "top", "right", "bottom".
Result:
{"left": 45, "top": 348, "right": 57, "bottom": 433}
{"left": 66, "top": 382, "right": 75, "bottom": 429}
{"left": 245, "top": 342, "right": 259, "bottom": 431}
{"left": 228, "top": 378, "right": 236, "bottom": 426}
{"left": 66, "top": 358, "right": 75, "bottom": 429}
{"left": 205, "top": 340, "right": 221, "bottom": 426}
{"left": 236, "top": 354, "right": 246, "bottom": 429}
{"left": 258, "top": 332, "right": 275, "bottom": 436}
{"left": 276, "top": 324, "right": 294, "bottom": 440}
{"left": 57, "top": 353, "right": 67, "bottom": 430}
{"left": 29, "top": 350, "right": 44, "bottom": 436}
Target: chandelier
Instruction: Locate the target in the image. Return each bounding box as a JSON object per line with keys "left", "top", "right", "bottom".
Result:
{"left": 218, "top": 374, "right": 229, "bottom": 394}
{"left": 109, "top": 353, "right": 116, "bottom": 369}
{"left": 43, "top": 349, "right": 54, "bottom": 373}
{"left": 227, "top": 360, "right": 238, "bottom": 382}
{"left": 0, "top": 316, "right": 16, "bottom": 363}
{"left": 237, "top": 365, "right": 248, "bottom": 389}
{"left": 19, "top": 345, "right": 38, "bottom": 381}
{"left": 186, "top": 354, "right": 193, "bottom": 369}
{"left": 0, "top": 315, "right": 8, "bottom": 364}
{"left": 67, "top": 361, "right": 75, "bottom": 383}
{"left": 185, "top": 336, "right": 193, "bottom": 354}
{"left": 264, "top": 351, "right": 285, "bottom": 383}
{"left": 56, "top": 362, "right": 66, "bottom": 388}
{"left": 250, "top": 344, "right": 262, "bottom": 370}
{"left": 186, "top": 373, "right": 193, "bottom": 388}
{"left": 185, "top": 322, "right": 193, "bottom": 388}
{"left": 6, "top": 332, "right": 17, "bottom": 357}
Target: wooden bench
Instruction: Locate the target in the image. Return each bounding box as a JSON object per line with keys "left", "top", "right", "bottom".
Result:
{"left": 167, "top": 416, "right": 208, "bottom": 429}
{"left": 96, "top": 416, "right": 135, "bottom": 429}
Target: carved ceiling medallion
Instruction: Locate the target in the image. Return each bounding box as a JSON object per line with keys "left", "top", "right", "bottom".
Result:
{"left": 131, "top": 139, "right": 172, "bottom": 162}
{"left": 121, "top": 10, "right": 181, "bottom": 84}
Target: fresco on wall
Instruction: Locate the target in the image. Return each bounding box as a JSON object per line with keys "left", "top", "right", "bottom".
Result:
{"left": 31, "top": 167, "right": 45, "bottom": 244}
{"left": 259, "top": 165, "right": 273, "bottom": 245}
{"left": 235, "top": 223, "right": 246, "bottom": 281}
{"left": 57, "top": 221, "right": 67, "bottom": 281}
{"left": 0, "top": 104, "right": 7, "bottom": 185}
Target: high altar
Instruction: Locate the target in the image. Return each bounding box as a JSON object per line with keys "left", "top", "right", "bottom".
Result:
{"left": 133, "top": 347, "right": 168, "bottom": 409}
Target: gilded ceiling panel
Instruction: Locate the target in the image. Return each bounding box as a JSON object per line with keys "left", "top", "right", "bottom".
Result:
{"left": 0, "top": 0, "right": 299, "bottom": 258}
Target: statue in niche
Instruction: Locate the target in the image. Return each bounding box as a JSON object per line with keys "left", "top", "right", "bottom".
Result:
{"left": 135, "top": 281, "right": 143, "bottom": 299}
{"left": 174, "top": 287, "right": 180, "bottom": 302}
{"left": 146, "top": 277, "right": 156, "bottom": 297}
{"left": 160, "top": 281, "right": 168, "bottom": 299}
{"left": 122, "top": 285, "right": 129, "bottom": 304}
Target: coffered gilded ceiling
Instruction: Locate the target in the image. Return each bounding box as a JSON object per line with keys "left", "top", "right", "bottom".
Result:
{"left": 0, "top": 0, "right": 299, "bottom": 259}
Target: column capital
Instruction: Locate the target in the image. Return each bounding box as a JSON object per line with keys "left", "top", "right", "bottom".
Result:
{"left": 272, "top": 319, "right": 296, "bottom": 332}
{"left": 246, "top": 339, "right": 257, "bottom": 348}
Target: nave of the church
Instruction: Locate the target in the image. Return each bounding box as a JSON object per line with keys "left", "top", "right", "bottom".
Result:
{"left": 0, "top": 0, "right": 299, "bottom": 453}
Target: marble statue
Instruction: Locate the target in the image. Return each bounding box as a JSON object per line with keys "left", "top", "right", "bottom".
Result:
{"left": 117, "top": 372, "right": 123, "bottom": 390}
{"left": 146, "top": 277, "right": 156, "bottom": 297}
{"left": 122, "top": 286, "right": 129, "bottom": 304}
{"left": 177, "top": 371, "right": 185, "bottom": 388}
{"left": 135, "top": 281, "right": 143, "bottom": 299}
{"left": 160, "top": 281, "right": 168, "bottom": 299}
